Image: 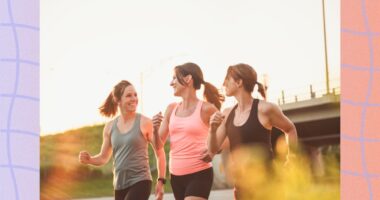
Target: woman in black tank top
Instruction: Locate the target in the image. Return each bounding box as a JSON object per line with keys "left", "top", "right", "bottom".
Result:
{"left": 225, "top": 98, "right": 274, "bottom": 159}
{"left": 207, "top": 64, "right": 298, "bottom": 200}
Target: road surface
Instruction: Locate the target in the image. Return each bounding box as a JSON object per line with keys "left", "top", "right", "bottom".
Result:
{"left": 76, "top": 189, "right": 234, "bottom": 200}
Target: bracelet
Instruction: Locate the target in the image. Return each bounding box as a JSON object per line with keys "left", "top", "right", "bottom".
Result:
{"left": 157, "top": 177, "right": 166, "bottom": 184}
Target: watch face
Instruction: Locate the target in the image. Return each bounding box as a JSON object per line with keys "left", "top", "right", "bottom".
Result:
{"left": 158, "top": 178, "right": 166, "bottom": 184}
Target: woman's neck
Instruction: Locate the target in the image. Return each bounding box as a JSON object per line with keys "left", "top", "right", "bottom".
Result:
{"left": 119, "top": 111, "right": 136, "bottom": 122}
{"left": 235, "top": 92, "right": 253, "bottom": 113}
{"left": 180, "top": 90, "right": 199, "bottom": 110}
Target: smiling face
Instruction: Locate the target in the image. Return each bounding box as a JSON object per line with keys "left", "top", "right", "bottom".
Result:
{"left": 170, "top": 71, "right": 190, "bottom": 97}
{"left": 118, "top": 85, "right": 138, "bottom": 113}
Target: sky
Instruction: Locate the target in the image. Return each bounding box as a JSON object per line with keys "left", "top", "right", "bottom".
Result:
{"left": 41, "top": 0, "right": 340, "bottom": 135}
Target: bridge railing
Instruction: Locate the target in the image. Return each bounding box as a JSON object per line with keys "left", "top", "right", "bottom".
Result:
{"left": 276, "top": 79, "right": 340, "bottom": 105}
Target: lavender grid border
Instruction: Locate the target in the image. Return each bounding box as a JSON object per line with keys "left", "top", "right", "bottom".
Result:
{"left": 0, "top": 0, "right": 39, "bottom": 199}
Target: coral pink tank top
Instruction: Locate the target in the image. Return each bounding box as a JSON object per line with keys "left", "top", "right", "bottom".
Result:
{"left": 168, "top": 101, "right": 212, "bottom": 175}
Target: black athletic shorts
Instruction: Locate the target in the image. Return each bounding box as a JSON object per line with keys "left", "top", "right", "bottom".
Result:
{"left": 170, "top": 167, "right": 213, "bottom": 200}
{"left": 114, "top": 180, "right": 152, "bottom": 200}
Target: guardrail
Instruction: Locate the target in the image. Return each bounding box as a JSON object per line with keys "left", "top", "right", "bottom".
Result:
{"left": 276, "top": 79, "right": 340, "bottom": 105}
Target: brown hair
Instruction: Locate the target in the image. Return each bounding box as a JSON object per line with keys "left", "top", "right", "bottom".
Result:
{"left": 175, "top": 62, "right": 224, "bottom": 110}
{"left": 99, "top": 80, "right": 132, "bottom": 117}
{"left": 225, "top": 63, "right": 266, "bottom": 99}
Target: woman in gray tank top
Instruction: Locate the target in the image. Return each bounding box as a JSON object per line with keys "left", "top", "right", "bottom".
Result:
{"left": 78, "top": 80, "right": 166, "bottom": 200}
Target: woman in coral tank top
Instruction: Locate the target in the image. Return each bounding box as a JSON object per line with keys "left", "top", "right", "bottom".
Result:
{"left": 152, "top": 63, "right": 224, "bottom": 200}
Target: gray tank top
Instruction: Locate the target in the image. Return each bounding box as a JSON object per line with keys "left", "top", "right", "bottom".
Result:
{"left": 110, "top": 113, "right": 152, "bottom": 190}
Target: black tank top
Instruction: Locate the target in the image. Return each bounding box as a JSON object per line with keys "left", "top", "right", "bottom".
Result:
{"left": 226, "top": 99, "right": 273, "bottom": 159}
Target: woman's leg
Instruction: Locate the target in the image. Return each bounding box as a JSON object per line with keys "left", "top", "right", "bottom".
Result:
{"left": 171, "top": 174, "right": 186, "bottom": 200}
{"left": 184, "top": 168, "right": 213, "bottom": 200}
{"left": 114, "top": 188, "right": 129, "bottom": 200}
{"left": 124, "top": 180, "right": 152, "bottom": 200}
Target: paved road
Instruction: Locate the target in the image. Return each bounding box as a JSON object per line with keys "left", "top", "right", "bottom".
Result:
{"left": 76, "top": 189, "right": 234, "bottom": 200}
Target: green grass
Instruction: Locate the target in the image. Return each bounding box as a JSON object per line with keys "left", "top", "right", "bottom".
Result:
{"left": 71, "top": 178, "right": 114, "bottom": 198}
{"left": 41, "top": 125, "right": 113, "bottom": 173}
{"left": 41, "top": 177, "right": 114, "bottom": 200}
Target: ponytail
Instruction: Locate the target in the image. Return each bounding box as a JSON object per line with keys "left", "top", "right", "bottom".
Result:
{"left": 203, "top": 81, "right": 224, "bottom": 110}
{"left": 174, "top": 63, "right": 224, "bottom": 109}
{"left": 227, "top": 64, "right": 266, "bottom": 100}
{"left": 256, "top": 82, "right": 267, "bottom": 100}
{"left": 99, "top": 91, "right": 118, "bottom": 117}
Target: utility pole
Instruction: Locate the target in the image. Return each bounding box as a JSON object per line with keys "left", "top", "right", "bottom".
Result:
{"left": 262, "top": 74, "right": 269, "bottom": 101}
{"left": 322, "top": 0, "right": 330, "bottom": 94}
{"left": 140, "top": 72, "right": 144, "bottom": 113}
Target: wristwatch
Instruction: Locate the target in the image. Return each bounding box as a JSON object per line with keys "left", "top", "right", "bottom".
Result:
{"left": 157, "top": 177, "right": 166, "bottom": 184}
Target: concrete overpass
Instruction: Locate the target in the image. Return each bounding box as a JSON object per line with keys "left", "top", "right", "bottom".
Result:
{"left": 273, "top": 93, "right": 340, "bottom": 147}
